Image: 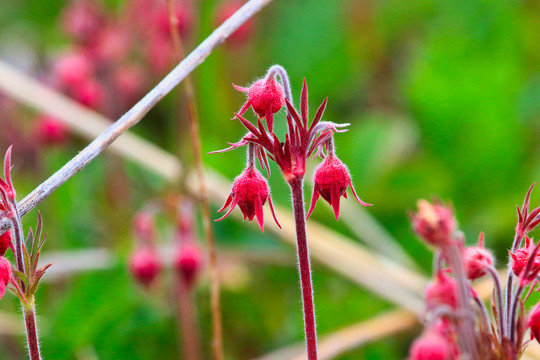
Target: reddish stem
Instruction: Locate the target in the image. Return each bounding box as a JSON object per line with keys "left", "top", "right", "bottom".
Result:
{"left": 175, "top": 280, "right": 202, "bottom": 360}
{"left": 23, "top": 307, "right": 41, "bottom": 360}
{"left": 289, "top": 177, "right": 318, "bottom": 360}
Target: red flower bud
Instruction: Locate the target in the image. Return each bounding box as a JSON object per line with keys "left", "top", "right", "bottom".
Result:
{"left": 217, "top": 166, "right": 280, "bottom": 232}
{"left": 509, "top": 236, "right": 540, "bottom": 282}
{"left": 463, "top": 233, "right": 493, "bottom": 280}
{"left": 54, "top": 52, "right": 94, "bottom": 88}
{"left": 129, "top": 247, "right": 161, "bottom": 287}
{"left": 234, "top": 77, "right": 284, "bottom": 131}
{"left": 72, "top": 78, "right": 104, "bottom": 109}
{"left": 529, "top": 303, "right": 540, "bottom": 343}
{"left": 307, "top": 155, "right": 371, "bottom": 220}
{"left": 425, "top": 270, "right": 458, "bottom": 310}
{"left": 34, "top": 115, "right": 69, "bottom": 145}
{"left": 0, "top": 230, "right": 12, "bottom": 257}
{"left": 409, "top": 330, "right": 455, "bottom": 360}
{"left": 174, "top": 243, "right": 202, "bottom": 289}
{"left": 0, "top": 257, "right": 11, "bottom": 299}
{"left": 412, "top": 200, "right": 456, "bottom": 247}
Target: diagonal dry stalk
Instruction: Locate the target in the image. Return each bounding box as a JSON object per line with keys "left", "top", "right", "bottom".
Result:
{"left": 0, "top": 0, "right": 275, "bottom": 232}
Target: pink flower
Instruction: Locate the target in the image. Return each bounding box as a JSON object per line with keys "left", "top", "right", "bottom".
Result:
{"left": 0, "top": 257, "right": 11, "bottom": 299}
{"left": 425, "top": 270, "right": 458, "bottom": 310}
{"left": 216, "top": 166, "right": 280, "bottom": 231}
{"left": 307, "top": 155, "right": 371, "bottom": 220}
{"left": 463, "top": 233, "right": 493, "bottom": 280}
{"left": 0, "top": 230, "right": 12, "bottom": 257}
{"left": 129, "top": 247, "right": 161, "bottom": 287}
{"left": 409, "top": 329, "right": 455, "bottom": 360}
{"left": 54, "top": 52, "right": 94, "bottom": 88}
{"left": 529, "top": 304, "right": 540, "bottom": 343}
{"left": 34, "top": 115, "right": 69, "bottom": 145}
{"left": 71, "top": 78, "right": 104, "bottom": 109}
{"left": 174, "top": 243, "right": 202, "bottom": 289}
{"left": 509, "top": 236, "right": 540, "bottom": 282}
{"left": 412, "top": 200, "right": 456, "bottom": 247}
{"left": 61, "top": 0, "right": 103, "bottom": 46}
{"left": 234, "top": 77, "right": 285, "bottom": 131}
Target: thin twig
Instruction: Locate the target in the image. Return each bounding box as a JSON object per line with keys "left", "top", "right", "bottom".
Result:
{"left": 0, "top": 0, "right": 274, "bottom": 232}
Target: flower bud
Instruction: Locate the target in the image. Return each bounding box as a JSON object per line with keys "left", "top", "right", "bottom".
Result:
{"left": 129, "top": 247, "right": 161, "bottom": 287}
{"left": 174, "top": 243, "right": 202, "bottom": 289}
{"left": 425, "top": 270, "right": 458, "bottom": 310}
{"left": 0, "top": 230, "right": 12, "bottom": 257}
{"left": 463, "top": 233, "right": 493, "bottom": 280}
{"left": 72, "top": 78, "right": 104, "bottom": 109}
{"left": 54, "top": 52, "right": 94, "bottom": 88}
{"left": 234, "top": 77, "right": 284, "bottom": 131}
{"left": 217, "top": 166, "right": 280, "bottom": 232}
{"left": 307, "top": 155, "right": 371, "bottom": 220}
{"left": 34, "top": 115, "right": 69, "bottom": 145}
{"left": 412, "top": 200, "right": 456, "bottom": 247}
{"left": 0, "top": 257, "right": 11, "bottom": 299}
{"left": 529, "top": 303, "right": 540, "bottom": 343}
{"left": 409, "top": 330, "right": 454, "bottom": 360}
{"left": 509, "top": 236, "right": 540, "bottom": 282}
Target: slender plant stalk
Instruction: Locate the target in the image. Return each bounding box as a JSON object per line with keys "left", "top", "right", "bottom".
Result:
{"left": 289, "top": 177, "right": 318, "bottom": 360}
{"left": 175, "top": 280, "right": 202, "bottom": 360}
{"left": 487, "top": 266, "right": 505, "bottom": 338}
{"left": 0, "top": 0, "right": 275, "bottom": 233}
{"left": 166, "top": 1, "right": 223, "bottom": 358}
{"left": 505, "top": 232, "right": 522, "bottom": 336}
{"left": 23, "top": 305, "right": 41, "bottom": 360}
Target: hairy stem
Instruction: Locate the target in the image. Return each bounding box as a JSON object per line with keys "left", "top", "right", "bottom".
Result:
{"left": 267, "top": 65, "right": 293, "bottom": 110}
{"left": 487, "top": 266, "right": 505, "bottom": 338}
{"left": 167, "top": 1, "right": 225, "bottom": 359}
{"left": 289, "top": 177, "right": 318, "bottom": 360}
{"left": 505, "top": 232, "right": 522, "bottom": 335}
{"left": 509, "top": 285, "right": 524, "bottom": 344}
{"left": 23, "top": 305, "right": 41, "bottom": 360}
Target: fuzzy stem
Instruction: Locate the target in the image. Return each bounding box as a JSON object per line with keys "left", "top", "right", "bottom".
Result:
{"left": 175, "top": 280, "right": 202, "bottom": 360}
{"left": 10, "top": 206, "right": 26, "bottom": 274}
{"left": 487, "top": 266, "right": 505, "bottom": 338}
{"left": 289, "top": 177, "right": 318, "bottom": 360}
{"left": 23, "top": 305, "right": 41, "bottom": 360}
{"left": 505, "top": 232, "right": 522, "bottom": 336}
{"left": 166, "top": 3, "right": 224, "bottom": 359}
{"left": 267, "top": 65, "right": 293, "bottom": 107}
{"left": 509, "top": 285, "right": 524, "bottom": 344}
{"left": 443, "top": 243, "right": 478, "bottom": 359}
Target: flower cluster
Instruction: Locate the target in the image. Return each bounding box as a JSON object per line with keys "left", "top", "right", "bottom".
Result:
{"left": 409, "top": 185, "right": 540, "bottom": 360}
{"left": 213, "top": 65, "right": 371, "bottom": 230}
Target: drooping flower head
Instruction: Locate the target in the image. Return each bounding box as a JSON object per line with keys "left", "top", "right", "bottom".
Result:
{"left": 234, "top": 76, "right": 285, "bottom": 131}
{"left": 0, "top": 230, "right": 12, "bottom": 257}
{"left": 409, "top": 328, "right": 455, "bottom": 360}
{"left": 129, "top": 247, "right": 161, "bottom": 287}
{"left": 509, "top": 236, "right": 540, "bottom": 283}
{"left": 412, "top": 200, "right": 456, "bottom": 247}
{"left": 217, "top": 166, "right": 280, "bottom": 232}
{"left": 307, "top": 155, "right": 371, "bottom": 220}
{"left": 425, "top": 269, "right": 458, "bottom": 310}
{"left": 463, "top": 232, "right": 493, "bottom": 280}
{"left": 175, "top": 243, "right": 202, "bottom": 289}
{"left": 0, "top": 257, "right": 11, "bottom": 299}
{"left": 529, "top": 303, "right": 540, "bottom": 343}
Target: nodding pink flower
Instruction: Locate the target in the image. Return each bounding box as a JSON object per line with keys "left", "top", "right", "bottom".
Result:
{"left": 216, "top": 1, "right": 254, "bottom": 46}
{"left": 34, "top": 115, "right": 69, "bottom": 145}
{"left": 71, "top": 78, "right": 104, "bottom": 109}
{"left": 174, "top": 243, "right": 202, "bottom": 289}
{"left": 216, "top": 166, "right": 281, "bottom": 232}
{"left": 509, "top": 236, "right": 540, "bottom": 282}
{"left": 234, "top": 77, "right": 285, "bottom": 131}
{"left": 463, "top": 233, "right": 493, "bottom": 280}
{"left": 0, "top": 231, "right": 12, "bottom": 257}
{"left": 54, "top": 52, "right": 94, "bottom": 88}
{"left": 0, "top": 257, "right": 11, "bottom": 299}
{"left": 409, "top": 329, "right": 455, "bottom": 360}
{"left": 412, "top": 200, "right": 456, "bottom": 247}
{"left": 307, "top": 155, "right": 371, "bottom": 220}
{"left": 129, "top": 247, "right": 161, "bottom": 287}
{"left": 425, "top": 270, "right": 458, "bottom": 310}
{"left": 529, "top": 304, "right": 540, "bottom": 343}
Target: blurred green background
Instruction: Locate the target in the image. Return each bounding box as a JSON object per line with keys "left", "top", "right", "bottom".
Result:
{"left": 1, "top": 0, "right": 540, "bottom": 358}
